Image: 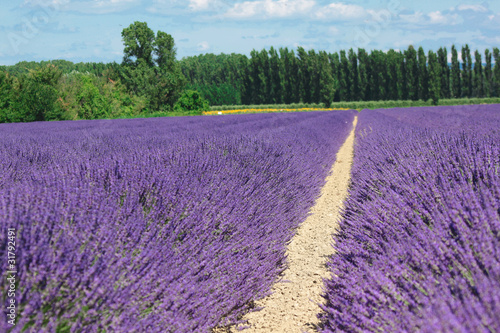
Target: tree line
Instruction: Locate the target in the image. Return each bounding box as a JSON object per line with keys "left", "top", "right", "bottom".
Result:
{"left": 2, "top": 21, "right": 500, "bottom": 124}
{"left": 0, "top": 22, "right": 207, "bottom": 123}
{"left": 180, "top": 45, "right": 500, "bottom": 106}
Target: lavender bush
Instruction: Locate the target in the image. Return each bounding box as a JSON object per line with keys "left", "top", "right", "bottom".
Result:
{"left": 0, "top": 111, "right": 355, "bottom": 332}
{"left": 320, "top": 105, "right": 500, "bottom": 332}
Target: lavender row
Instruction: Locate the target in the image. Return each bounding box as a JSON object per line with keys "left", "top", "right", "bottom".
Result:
{"left": 320, "top": 105, "right": 500, "bottom": 332}
{"left": 0, "top": 111, "right": 355, "bottom": 332}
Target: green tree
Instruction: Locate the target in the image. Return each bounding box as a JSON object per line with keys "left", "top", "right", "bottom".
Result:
{"left": 328, "top": 52, "right": 341, "bottom": 102}
{"left": 437, "top": 47, "right": 450, "bottom": 98}
{"left": 357, "top": 49, "right": 369, "bottom": 101}
{"left": 369, "top": 50, "right": 387, "bottom": 100}
{"left": 155, "top": 31, "right": 176, "bottom": 71}
{"left": 280, "top": 47, "right": 298, "bottom": 104}
{"left": 387, "top": 49, "right": 403, "bottom": 100}
{"left": 179, "top": 53, "right": 247, "bottom": 105}
{"left": 11, "top": 77, "right": 58, "bottom": 122}
{"left": 417, "top": 46, "right": 428, "bottom": 101}
{"left": 318, "top": 51, "right": 336, "bottom": 106}
{"left": 0, "top": 71, "right": 13, "bottom": 123}
{"left": 404, "top": 45, "right": 418, "bottom": 100}
{"left": 122, "top": 21, "right": 156, "bottom": 67}
{"left": 268, "top": 47, "right": 283, "bottom": 104}
{"left": 121, "top": 22, "right": 185, "bottom": 112}
{"left": 297, "top": 47, "right": 311, "bottom": 103}
{"left": 308, "top": 49, "right": 321, "bottom": 103}
{"left": 76, "top": 75, "right": 109, "bottom": 119}
{"left": 8, "top": 65, "right": 62, "bottom": 122}
{"left": 493, "top": 48, "right": 500, "bottom": 97}
{"left": 462, "top": 44, "right": 472, "bottom": 97}
{"left": 427, "top": 50, "right": 441, "bottom": 105}
{"left": 484, "top": 49, "right": 492, "bottom": 97}
{"left": 451, "top": 45, "right": 461, "bottom": 98}
{"left": 246, "top": 50, "right": 260, "bottom": 104}
{"left": 348, "top": 48, "right": 359, "bottom": 101}
{"left": 173, "top": 90, "right": 209, "bottom": 112}
{"left": 473, "top": 50, "right": 484, "bottom": 98}
{"left": 257, "top": 49, "right": 270, "bottom": 104}
{"left": 339, "top": 50, "right": 349, "bottom": 101}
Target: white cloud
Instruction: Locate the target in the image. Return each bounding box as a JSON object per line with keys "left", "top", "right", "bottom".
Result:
{"left": 189, "top": 0, "right": 212, "bottom": 11}
{"left": 457, "top": 4, "right": 488, "bottom": 12}
{"left": 93, "top": 0, "right": 136, "bottom": 7}
{"left": 225, "top": 0, "right": 315, "bottom": 19}
{"left": 316, "top": 3, "right": 367, "bottom": 20}
{"left": 399, "top": 11, "right": 425, "bottom": 24}
{"left": 25, "top": 0, "right": 140, "bottom": 13}
{"left": 478, "top": 34, "right": 500, "bottom": 44}
{"left": 399, "top": 11, "right": 460, "bottom": 26}
{"left": 197, "top": 41, "right": 210, "bottom": 51}
{"left": 428, "top": 11, "right": 445, "bottom": 23}
{"left": 23, "top": 0, "right": 69, "bottom": 5}
{"left": 328, "top": 26, "right": 339, "bottom": 35}
{"left": 428, "top": 11, "right": 460, "bottom": 25}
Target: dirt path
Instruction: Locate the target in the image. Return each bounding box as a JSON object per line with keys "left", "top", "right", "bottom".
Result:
{"left": 234, "top": 116, "right": 358, "bottom": 332}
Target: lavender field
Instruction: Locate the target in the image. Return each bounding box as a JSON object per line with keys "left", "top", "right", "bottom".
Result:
{"left": 0, "top": 111, "right": 355, "bottom": 332}
{"left": 321, "top": 105, "right": 500, "bottom": 332}
{"left": 1, "top": 105, "right": 499, "bottom": 333}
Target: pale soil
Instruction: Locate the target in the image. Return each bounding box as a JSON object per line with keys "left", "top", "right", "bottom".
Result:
{"left": 224, "top": 116, "right": 358, "bottom": 333}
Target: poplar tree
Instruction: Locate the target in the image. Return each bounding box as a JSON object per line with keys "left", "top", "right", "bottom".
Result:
{"left": 308, "top": 49, "right": 321, "bottom": 103}
{"left": 437, "top": 47, "right": 450, "bottom": 98}
{"left": 387, "top": 49, "right": 403, "bottom": 100}
{"left": 462, "top": 45, "right": 472, "bottom": 97}
{"left": 417, "top": 47, "right": 428, "bottom": 101}
{"left": 404, "top": 45, "right": 418, "bottom": 100}
{"left": 348, "top": 48, "right": 359, "bottom": 101}
{"left": 473, "top": 50, "right": 484, "bottom": 98}
{"left": 370, "top": 50, "right": 387, "bottom": 100}
{"left": 279, "top": 48, "right": 293, "bottom": 104}
{"left": 451, "top": 45, "right": 461, "bottom": 98}
{"left": 484, "top": 49, "right": 492, "bottom": 97}
{"left": 297, "top": 47, "right": 310, "bottom": 103}
{"left": 357, "top": 49, "right": 369, "bottom": 101}
{"left": 493, "top": 48, "right": 500, "bottom": 97}
{"left": 318, "top": 51, "right": 336, "bottom": 107}
{"left": 328, "top": 52, "right": 341, "bottom": 102}
{"left": 268, "top": 47, "right": 282, "bottom": 104}
{"left": 428, "top": 50, "right": 441, "bottom": 105}
{"left": 339, "top": 50, "right": 349, "bottom": 101}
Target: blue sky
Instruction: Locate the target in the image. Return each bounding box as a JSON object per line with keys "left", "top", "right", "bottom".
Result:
{"left": 0, "top": 0, "right": 499, "bottom": 65}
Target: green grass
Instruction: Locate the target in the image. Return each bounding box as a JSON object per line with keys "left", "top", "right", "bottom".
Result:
{"left": 209, "top": 103, "right": 327, "bottom": 111}
{"left": 210, "top": 98, "right": 500, "bottom": 112}
{"left": 330, "top": 97, "right": 500, "bottom": 110}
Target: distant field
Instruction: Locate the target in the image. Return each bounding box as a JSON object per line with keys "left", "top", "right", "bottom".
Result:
{"left": 208, "top": 97, "right": 500, "bottom": 114}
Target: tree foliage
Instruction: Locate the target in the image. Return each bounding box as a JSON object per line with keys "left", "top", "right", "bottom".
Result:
{"left": 120, "top": 21, "right": 185, "bottom": 112}
{"left": 427, "top": 50, "right": 441, "bottom": 105}
{"left": 173, "top": 90, "right": 209, "bottom": 112}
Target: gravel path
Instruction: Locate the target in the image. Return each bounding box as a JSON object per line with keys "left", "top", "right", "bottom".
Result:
{"left": 234, "top": 116, "right": 358, "bottom": 332}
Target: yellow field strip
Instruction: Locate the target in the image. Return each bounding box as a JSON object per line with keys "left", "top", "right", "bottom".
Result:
{"left": 203, "top": 108, "right": 350, "bottom": 115}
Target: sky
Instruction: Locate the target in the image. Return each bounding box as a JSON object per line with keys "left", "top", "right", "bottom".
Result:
{"left": 0, "top": 0, "right": 499, "bottom": 66}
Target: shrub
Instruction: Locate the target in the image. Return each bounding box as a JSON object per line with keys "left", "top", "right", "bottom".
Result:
{"left": 174, "top": 90, "right": 209, "bottom": 113}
